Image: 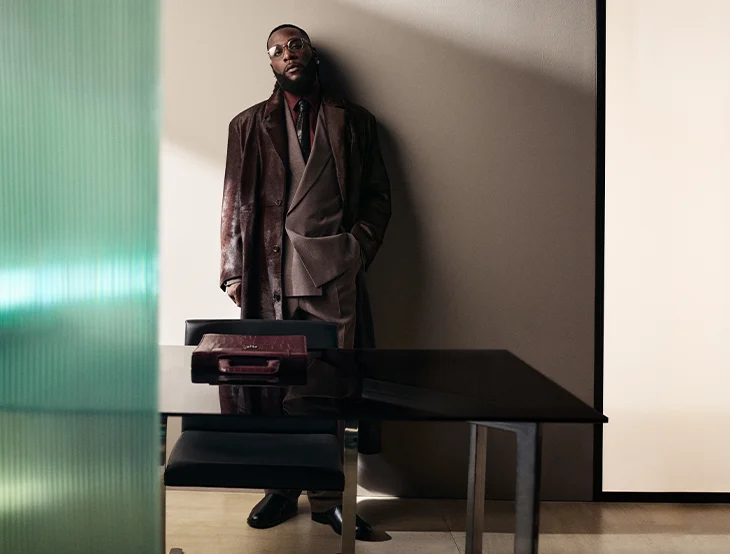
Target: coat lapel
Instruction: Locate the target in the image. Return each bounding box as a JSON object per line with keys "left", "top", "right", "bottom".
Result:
{"left": 263, "top": 88, "right": 288, "bottom": 172}
{"left": 287, "top": 111, "right": 332, "bottom": 215}
{"left": 321, "top": 90, "right": 348, "bottom": 203}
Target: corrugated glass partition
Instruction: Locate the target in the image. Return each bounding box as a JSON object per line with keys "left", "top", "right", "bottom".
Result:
{"left": 0, "top": 2, "right": 160, "bottom": 552}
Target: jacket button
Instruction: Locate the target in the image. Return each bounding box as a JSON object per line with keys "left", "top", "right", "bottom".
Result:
{"left": 275, "top": 199, "right": 282, "bottom": 206}
{"left": 273, "top": 292, "right": 281, "bottom": 302}
{"left": 272, "top": 245, "right": 280, "bottom": 253}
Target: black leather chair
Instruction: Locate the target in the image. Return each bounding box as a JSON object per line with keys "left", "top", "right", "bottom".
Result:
{"left": 183, "top": 319, "right": 338, "bottom": 348}
{"left": 164, "top": 319, "right": 343, "bottom": 492}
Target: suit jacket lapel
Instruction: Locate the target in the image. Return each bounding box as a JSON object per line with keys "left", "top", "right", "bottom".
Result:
{"left": 287, "top": 110, "right": 332, "bottom": 214}
{"left": 322, "top": 90, "right": 348, "bottom": 203}
{"left": 263, "top": 88, "right": 288, "bottom": 172}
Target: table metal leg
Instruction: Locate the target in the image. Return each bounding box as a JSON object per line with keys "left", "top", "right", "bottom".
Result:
{"left": 160, "top": 415, "right": 168, "bottom": 554}
{"left": 514, "top": 423, "right": 541, "bottom": 554}
{"left": 340, "top": 419, "right": 359, "bottom": 554}
{"left": 465, "top": 423, "right": 488, "bottom": 554}
{"left": 468, "top": 422, "right": 543, "bottom": 554}
{"left": 160, "top": 415, "right": 183, "bottom": 554}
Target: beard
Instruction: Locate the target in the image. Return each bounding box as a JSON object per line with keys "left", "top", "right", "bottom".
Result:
{"left": 272, "top": 56, "right": 318, "bottom": 96}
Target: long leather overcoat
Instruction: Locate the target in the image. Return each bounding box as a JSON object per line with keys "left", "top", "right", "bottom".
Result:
{"left": 219, "top": 85, "right": 391, "bottom": 453}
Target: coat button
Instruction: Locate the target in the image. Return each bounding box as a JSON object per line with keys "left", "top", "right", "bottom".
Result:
{"left": 275, "top": 199, "right": 282, "bottom": 206}
{"left": 273, "top": 245, "right": 280, "bottom": 253}
{"left": 273, "top": 292, "right": 281, "bottom": 302}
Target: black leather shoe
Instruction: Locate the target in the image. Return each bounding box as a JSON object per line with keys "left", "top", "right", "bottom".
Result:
{"left": 311, "top": 505, "right": 374, "bottom": 541}
{"left": 247, "top": 493, "right": 298, "bottom": 529}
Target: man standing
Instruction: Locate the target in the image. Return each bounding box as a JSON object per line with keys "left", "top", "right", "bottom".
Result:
{"left": 219, "top": 24, "right": 391, "bottom": 539}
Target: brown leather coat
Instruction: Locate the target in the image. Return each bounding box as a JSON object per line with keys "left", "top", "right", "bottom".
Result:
{"left": 220, "top": 85, "right": 391, "bottom": 347}
{"left": 219, "top": 85, "right": 391, "bottom": 454}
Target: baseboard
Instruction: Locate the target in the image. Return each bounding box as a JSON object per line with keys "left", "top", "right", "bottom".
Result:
{"left": 598, "top": 491, "right": 730, "bottom": 504}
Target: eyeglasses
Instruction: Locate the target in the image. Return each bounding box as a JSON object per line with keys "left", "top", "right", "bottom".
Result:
{"left": 267, "top": 37, "right": 310, "bottom": 59}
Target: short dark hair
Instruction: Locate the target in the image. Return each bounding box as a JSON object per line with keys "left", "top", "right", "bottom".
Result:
{"left": 267, "top": 24, "right": 311, "bottom": 48}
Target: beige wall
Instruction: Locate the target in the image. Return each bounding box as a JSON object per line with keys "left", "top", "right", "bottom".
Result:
{"left": 604, "top": 0, "right": 730, "bottom": 492}
{"left": 160, "top": 0, "right": 597, "bottom": 500}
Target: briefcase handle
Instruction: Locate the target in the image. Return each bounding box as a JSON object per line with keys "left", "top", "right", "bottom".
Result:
{"left": 218, "top": 357, "right": 281, "bottom": 375}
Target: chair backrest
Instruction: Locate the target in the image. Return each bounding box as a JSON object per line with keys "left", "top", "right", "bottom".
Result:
{"left": 185, "top": 319, "right": 338, "bottom": 349}
{"left": 182, "top": 319, "right": 339, "bottom": 434}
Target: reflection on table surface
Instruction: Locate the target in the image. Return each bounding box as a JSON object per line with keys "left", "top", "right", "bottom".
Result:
{"left": 159, "top": 346, "right": 606, "bottom": 423}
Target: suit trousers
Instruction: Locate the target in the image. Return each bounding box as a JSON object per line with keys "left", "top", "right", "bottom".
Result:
{"left": 267, "top": 260, "right": 360, "bottom": 512}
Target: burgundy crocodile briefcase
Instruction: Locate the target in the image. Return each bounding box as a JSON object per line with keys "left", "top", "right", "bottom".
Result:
{"left": 191, "top": 333, "right": 308, "bottom": 376}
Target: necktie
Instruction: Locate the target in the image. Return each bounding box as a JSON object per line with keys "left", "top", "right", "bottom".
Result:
{"left": 295, "top": 98, "right": 311, "bottom": 163}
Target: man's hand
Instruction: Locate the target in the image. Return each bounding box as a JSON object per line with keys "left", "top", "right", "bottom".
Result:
{"left": 226, "top": 282, "right": 242, "bottom": 307}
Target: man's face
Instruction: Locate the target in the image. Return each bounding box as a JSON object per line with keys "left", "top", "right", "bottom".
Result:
{"left": 268, "top": 28, "right": 315, "bottom": 85}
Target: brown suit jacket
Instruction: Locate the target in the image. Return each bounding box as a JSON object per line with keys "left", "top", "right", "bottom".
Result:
{"left": 219, "top": 84, "right": 391, "bottom": 453}
{"left": 282, "top": 104, "right": 361, "bottom": 296}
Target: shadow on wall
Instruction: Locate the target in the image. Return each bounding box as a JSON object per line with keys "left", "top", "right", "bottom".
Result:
{"left": 161, "top": 0, "right": 596, "bottom": 500}
{"left": 317, "top": 48, "right": 429, "bottom": 347}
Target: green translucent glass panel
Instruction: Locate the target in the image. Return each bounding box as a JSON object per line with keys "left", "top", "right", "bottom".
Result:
{"left": 0, "top": 413, "right": 159, "bottom": 552}
{"left": 1, "top": 1, "right": 160, "bottom": 552}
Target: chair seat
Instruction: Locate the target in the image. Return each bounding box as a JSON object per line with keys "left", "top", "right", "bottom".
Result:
{"left": 164, "top": 430, "right": 344, "bottom": 491}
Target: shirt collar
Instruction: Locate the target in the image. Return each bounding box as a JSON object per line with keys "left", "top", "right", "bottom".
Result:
{"left": 283, "top": 81, "right": 321, "bottom": 115}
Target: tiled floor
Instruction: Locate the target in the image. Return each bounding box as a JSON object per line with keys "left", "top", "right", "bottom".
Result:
{"left": 165, "top": 489, "right": 730, "bottom": 553}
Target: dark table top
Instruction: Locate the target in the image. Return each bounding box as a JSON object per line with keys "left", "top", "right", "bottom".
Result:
{"left": 158, "top": 346, "right": 606, "bottom": 423}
